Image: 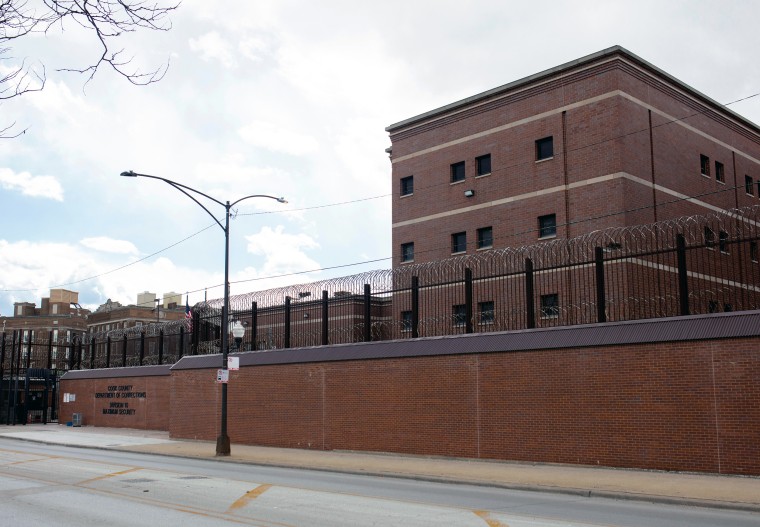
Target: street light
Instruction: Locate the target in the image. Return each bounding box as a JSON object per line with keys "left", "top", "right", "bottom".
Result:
{"left": 232, "top": 321, "right": 245, "bottom": 351}
{"left": 120, "top": 170, "right": 286, "bottom": 456}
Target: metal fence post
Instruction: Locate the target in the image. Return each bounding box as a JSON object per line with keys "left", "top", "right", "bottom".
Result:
{"left": 106, "top": 336, "right": 111, "bottom": 368}
{"left": 284, "top": 296, "right": 291, "bottom": 349}
{"left": 525, "top": 258, "right": 536, "bottom": 329}
{"left": 139, "top": 331, "right": 146, "bottom": 366}
{"left": 0, "top": 333, "right": 6, "bottom": 424}
{"left": 47, "top": 330, "right": 53, "bottom": 370}
{"left": 465, "top": 268, "right": 474, "bottom": 334}
{"left": 364, "top": 284, "right": 372, "bottom": 342}
{"left": 158, "top": 329, "right": 164, "bottom": 365}
{"left": 321, "top": 291, "right": 329, "bottom": 346}
{"left": 251, "top": 301, "right": 258, "bottom": 351}
{"left": 122, "top": 333, "right": 128, "bottom": 367}
{"left": 677, "top": 233, "right": 690, "bottom": 316}
{"left": 411, "top": 276, "right": 420, "bottom": 339}
{"left": 595, "top": 247, "right": 607, "bottom": 323}
{"left": 179, "top": 326, "right": 185, "bottom": 359}
{"left": 90, "top": 338, "right": 95, "bottom": 369}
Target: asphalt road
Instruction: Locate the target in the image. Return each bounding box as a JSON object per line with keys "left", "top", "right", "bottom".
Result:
{"left": 1, "top": 439, "right": 758, "bottom": 527}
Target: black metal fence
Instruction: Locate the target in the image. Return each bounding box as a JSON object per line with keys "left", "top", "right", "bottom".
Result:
{"left": 2, "top": 205, "right": 759, "bottom": 395}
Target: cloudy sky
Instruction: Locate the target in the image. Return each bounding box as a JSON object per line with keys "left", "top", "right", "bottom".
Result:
{"left": 1, "top": 0, "right": 759, "bottom": 314}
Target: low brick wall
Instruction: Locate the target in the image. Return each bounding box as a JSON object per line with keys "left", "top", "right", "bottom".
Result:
{"left": 170, "top": 312, "right": 760, "bottom": 475}
{"left": 59, "top": 365, "right": 171, "bottom": 430}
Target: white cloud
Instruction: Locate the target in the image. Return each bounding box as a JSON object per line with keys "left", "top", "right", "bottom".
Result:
{"left": 79, "top": 237, "right": 139, "bottom": 254}
{"left": 245, "top": 225, "right": 320, "bottom": 276}
{"left": 238, "top": 120, "right": 319, "bottom": 156}
{"left": 188, "top": 31, "right": 237, "bottom": 68}
{"left": 0, "top": 168, "right": 64, "bottom": 201}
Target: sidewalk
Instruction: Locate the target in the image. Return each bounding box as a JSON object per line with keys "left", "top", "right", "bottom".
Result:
{"left": 1, "top": 424, "right": 758, "bottom": 512}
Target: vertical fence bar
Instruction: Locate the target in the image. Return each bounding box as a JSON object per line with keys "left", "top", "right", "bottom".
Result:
{"left": 25, "top": 333, "right": 32, "bottom": 370}
{"left": 465, "top": 268, "right": 474, "bottom": 334}
{"left": 595, "top": 247, "right": 607, "bottom": 323}
{"left": 525, "top": 258, "right": 536, "bottom": 329}
{"left": 284, "top": 296, "right": 291, "bottom": 349}
{"left": 321, "top": 291, "right": 329, "bottom": 346}
{"left": 192, "top": 311, "right": 200, "bottom": 355}
{"left": 251, "top": 302, "right": 258, "bottom": 351}
{"left": 411, "top": 276, "right": 419, "bottom": 339}
{"left": 179, "top": 326, "right": 185, "bottom": 358}
{"left": 677, "top": 233, "right": 690, "bottom": 316}
{"left": 158, "top": 330, "right": 164, "bottom": 365}
{"left": 139, "top": 331, "right": 146, "bottom": 366}
{"left": 363, "top": 284, "right": 371, "bottom": 342}
{"left": 14, "top": 332, "right": 22, "bottom": 424}
{"left": 122, "top": 334, "right": 128, "bottom": 367}
{"left": 106, "top": 336, "right": 111, "bottom": 368}
{"left": 0, "top": 333, "right": 5, "bottom": 424}
{"left": 47, "top": 330, "right": 53, "bottom": 370}
{"left": 89, "top": 339, "right": 95, "bottom": 369}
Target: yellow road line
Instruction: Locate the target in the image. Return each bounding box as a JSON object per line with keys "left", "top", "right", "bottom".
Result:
{"left": 78, "top": 467, "right": 142, "bottom": 485}
{"left": 475, "top": 509, "right": 510, "bottom": 527}
{"left": 227, "top": 484, "right": 273, "bottom": 512}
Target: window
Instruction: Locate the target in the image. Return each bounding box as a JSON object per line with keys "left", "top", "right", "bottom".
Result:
{"left": 451, "top": 231, "right": 467, "bottom": 253}
{"left": 719, "top": 230, "right": 729, "bottom": 253}
{"left": 704, "top": 226, "right": 715, "bottom": 248}
{"left": 401, "top": 242, "right": 414, "bottom": 262}
{"left": 477, "top": 226, "right": 493, "bottom": 249}
{"left": 478, "top": 301, "right": 494, "bottom": 324}
{"left": 715, "top": 161, "right": 725, "bottom": 183}
{"left": 536, "top": 136, "right": 554, "bottom": 161}
{"left": 540, "top": 293, "right": 559, "bottom": 318}
{"left": 538, "top": 214, "right": 557, "bottom": 238}
{"left": 452, "top": 304, "right": 467, "bottom": 326}
{"left": 700, "top": 154, "right": 710, "bottom": 176}
{"left": 451, "top": 161, "right": 465, "bottom": 183}
{"left": 400, "top": 175, "right": 414, "bottom": 196}
{"left": 751, "top": 241, "right": 758, "bottom": 263}
{"left": 476, "top": 154, "right": 491, "bottom": 176}
{"left": 746, "top": 175, "right": 755, "bottom": 196}
{"left": 401, "top": 311, "right": 412, "bottom": 332}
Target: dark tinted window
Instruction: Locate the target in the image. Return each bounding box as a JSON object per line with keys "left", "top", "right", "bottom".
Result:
{"left": 476, "top": 154, "right": 491, "bottom": 176}
{"left": 538, "top": 214, "right": 556, "bottom": 238}
{"left": 400, "top": 175, "right": 414, "bottom": 196}
{"left": 401, "top": 242, "right": 414, "bottom": 262}
{"left": 451, "top": 161, "right": 465, "bottom": 183}
{"left": 451, "top": 231, "right": 467, "bottom": 253}
{"left": 536, "top": 137, "right": 554, "bottom": 160}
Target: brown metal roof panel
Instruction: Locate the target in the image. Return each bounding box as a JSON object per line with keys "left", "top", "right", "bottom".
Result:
{"left": 61, "top": 364, "right": 172, "bottom": 380}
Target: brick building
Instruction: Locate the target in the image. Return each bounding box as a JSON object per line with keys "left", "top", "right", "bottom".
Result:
{"left": 387, "top": 45, "right": 760, "bottom": 266}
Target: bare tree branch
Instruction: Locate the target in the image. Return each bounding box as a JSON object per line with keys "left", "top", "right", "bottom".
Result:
{"left": 0, "top": 0, "right": 178, "bottom": 136}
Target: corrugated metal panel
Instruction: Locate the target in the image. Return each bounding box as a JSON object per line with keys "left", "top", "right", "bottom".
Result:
{"left": 170, "top": 311, "right": 760, "bottom": 371}
{"left": 61, "top": 364, "right": 172, "bottom": 380}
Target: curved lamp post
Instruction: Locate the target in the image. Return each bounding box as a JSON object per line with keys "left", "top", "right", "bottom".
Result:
{"left": 120, "top": 170, "right": 286, "bottom": 456}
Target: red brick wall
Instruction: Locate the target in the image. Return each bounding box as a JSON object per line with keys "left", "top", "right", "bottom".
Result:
{"left": 169, "top": 336, "right": 759, "bottom": 475}
{"left": 60, "top": 375, "right": 170, "bottom": 430}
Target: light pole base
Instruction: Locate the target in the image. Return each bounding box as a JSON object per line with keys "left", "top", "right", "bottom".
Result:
{"left": 215, "top": 434, "right": 231, "bottom": 456}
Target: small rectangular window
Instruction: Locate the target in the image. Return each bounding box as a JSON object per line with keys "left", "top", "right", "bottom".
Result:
{"left": 700, "top": 154, "right": 710, "bottom": 176}
{"left": 401, "top": 310, "right": 412, "bottom": 332}
{"left": 540, "top": 294, "right": 559, "bottom": 319}
{"left": 538, "top": 214, "right": 557, "bottom": 238}
{"left": 746, "top": 175, "right": 755, "bottom": 196}
{"left": 477, "top": 226, "right": 493, "bottom": 249}
{"left": 478, "top": 301, "right": 494, "bottom": 324}
{"left": 704, "top": 226, "right": 715, "bottom": 248}
{"left": 401, "top": 242, "right": 414, "bottom": 262}
{"left": 750, "top": 241, "right": 758, "bottom": 263}
{"left": 715, "top": 161, "right": 725, "bottom": 183}
{"left": 719, "top": 230, "right": 729, "bottom": 253}
{"left": 452, "top": 304, "right": 467, "bottom": 327}
{"left": 451, "top": 231, "right": 467, "bottom": 254}
{"left": 476, "top": 154, "right": 491, "bottom": 176}
{"left": 536, "top": 136, "right": 554, "bottom": 161}
{"left": 400, "top": 175, "right": 414, "bottom": 196}
{"left": 451, "top": 161, "right": 465, "bottom": 183}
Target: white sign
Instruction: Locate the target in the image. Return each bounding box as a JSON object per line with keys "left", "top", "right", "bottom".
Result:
{"left": 228, "top": 356, "right": 240, "bottom": 371}
{"left": 217, "top": 369, "right": 229, "bottom": 383}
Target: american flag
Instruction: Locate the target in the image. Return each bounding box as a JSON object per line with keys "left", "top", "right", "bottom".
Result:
{"left": 185, "top": 297, "right": 192, "bottom": 331}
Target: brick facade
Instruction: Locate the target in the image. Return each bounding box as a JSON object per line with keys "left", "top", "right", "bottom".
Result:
{"left": 387, "top": 46, "right": 760, "bottom": 267}
{"left": 62, "top": 312, "right": 760, "bottom": 476}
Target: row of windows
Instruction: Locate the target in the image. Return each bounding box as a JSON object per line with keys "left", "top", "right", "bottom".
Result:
{"left": 399, "top": 136, "right": 554, "bottom": 196}
{"left": 400, "top": 215, "right": 557, "bottom": 263}
{"left": 399, "top": 293, "right": 560, "bottom": 331}
{"left": 703, "top": 227, "right": 758, "bottom": 262}
{"left": 701, "top": 154, "right": 759, "bottom": 197}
